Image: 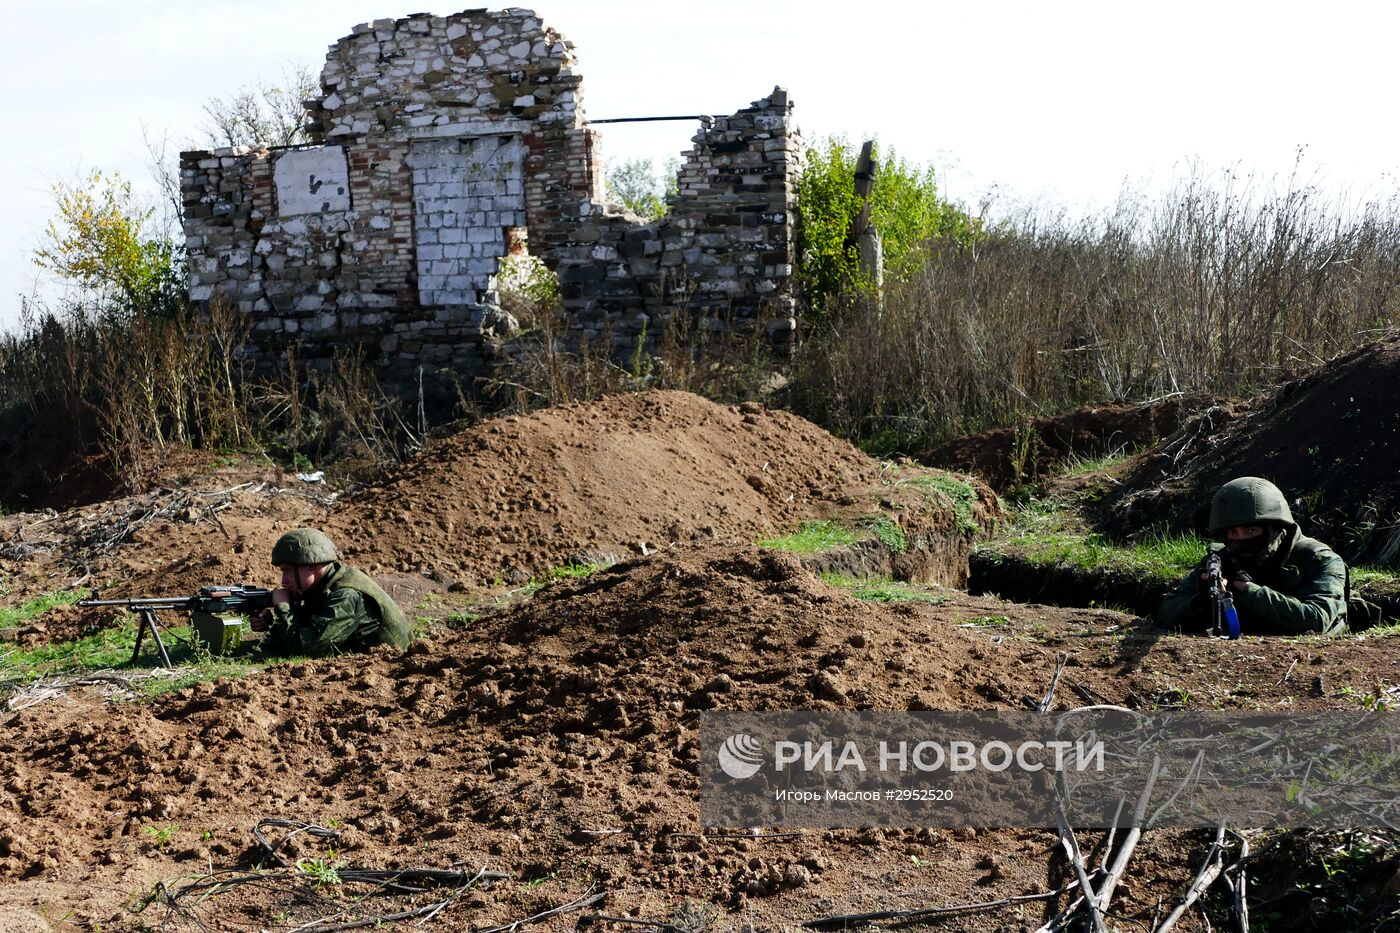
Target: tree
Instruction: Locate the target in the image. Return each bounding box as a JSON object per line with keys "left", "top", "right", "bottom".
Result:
{"left": 33, "top": 170, "right": 184, "bottom": 320}
{"left": 605, "top": 157, "right": 680, "bottom": 221}
{"left": 202, "top": 65, "right": 319, "bottom": 149}
{"left": 796, "top": 136, "right": 980, "bottom": 320}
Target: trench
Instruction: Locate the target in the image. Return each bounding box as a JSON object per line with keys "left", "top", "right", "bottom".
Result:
{"left": 798, "top": 530, "right": 975, "bottom": 590}
{"left": 968, "top": 548, "right": 1400, "bottom": 630}
{"left": 968, "top": 550, "right": 1165, "bottom": 616}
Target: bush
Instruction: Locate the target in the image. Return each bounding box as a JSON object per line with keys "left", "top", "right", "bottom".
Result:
{"left": 795, "top": 136, "right": 979, "bottom": 322}
{"left": 33, "top": 170, "right": 185, "bottom": 321}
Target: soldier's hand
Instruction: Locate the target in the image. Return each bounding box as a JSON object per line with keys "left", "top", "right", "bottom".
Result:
{"left": 250, "top": 608, "right": 272, "bottom": 632}
{"left": 1222, "top": 561, "right": 1252, "bottom": 592}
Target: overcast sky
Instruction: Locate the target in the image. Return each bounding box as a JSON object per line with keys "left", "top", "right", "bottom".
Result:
{"left": 6, "top": 0, "right": 1400, "bottom": 324}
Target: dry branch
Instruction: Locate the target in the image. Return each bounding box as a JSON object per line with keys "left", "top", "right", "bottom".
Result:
{"left": 803, "top": 876, "right": 1103, "bottom": 929}
{"left": 1156, "top": 823, "right": 1228, "bottom": 933}
{"left": 1055, "top": 799, "right": 1108, "bottom": 933}
{"left": 480, "top": 889, "right": 607, "bottom": 933}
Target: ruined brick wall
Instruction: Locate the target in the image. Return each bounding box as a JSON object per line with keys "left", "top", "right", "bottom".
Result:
{"left": 555, "top": 88, "right": 800, "bottom": 351}
{"left": 180, "top": 8, "right": 798, "bottom": 398}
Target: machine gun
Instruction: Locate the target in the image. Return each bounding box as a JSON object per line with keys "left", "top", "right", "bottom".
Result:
{"left": 78, "top": 585, "right": 275, "bottom": 668}
{"left": 1203, "top": 552, "right": 1241, "bottom": 639}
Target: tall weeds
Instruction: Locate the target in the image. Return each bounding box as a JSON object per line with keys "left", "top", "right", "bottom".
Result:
{"left": 487, "top": 259, "right": 775, "bottom": 411}
{"left": 0, "top": 297, "right": 415, "bottom": 500}
{"left": 791, "top": 166, "right": 1400, "bottom": 452}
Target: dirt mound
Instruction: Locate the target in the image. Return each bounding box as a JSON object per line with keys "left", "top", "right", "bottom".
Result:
{"left": 1, "top": 391, "right": 881, "bottom": 600}
{"left": 0, "top": 545, "right": 1053, "bottom": 928}
{"left": 4, "top": 391, "right": 994, "bottom": 646}
{"left": 8, "top": 543, "right": 1400, "bottom": 928}
{"left": 0, "top": 482, "right": 330, "bottom": 606}
{"left": 1105, "top": 336, "right": 1400, "bottom": 561}
{"left": 327, "top": 391, "right": 884, "bottom": 584}
{"left": 922, "top": 396, "right": 1213, "bottom": 490}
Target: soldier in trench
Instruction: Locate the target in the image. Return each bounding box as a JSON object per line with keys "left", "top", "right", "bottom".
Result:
{"left": 252, "top": 528, "right": 414, "bottom": 656}
{"left": 1155, "top": 477, "right": 1349, "bottom": 636}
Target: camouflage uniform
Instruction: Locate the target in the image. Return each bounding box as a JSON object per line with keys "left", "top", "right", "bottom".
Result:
{"left": 260, "top": 529, "right": 414, "bottom": 657}
{"left": 1155, "top": 477, "right": 1349, "bottom": 636}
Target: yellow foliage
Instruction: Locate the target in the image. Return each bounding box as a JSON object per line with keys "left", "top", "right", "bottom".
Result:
{"left": 33, "top": 170, "right": 176, "bottom": 315}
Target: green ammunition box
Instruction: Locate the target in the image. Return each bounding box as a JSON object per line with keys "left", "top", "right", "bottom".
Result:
{"left": 190, "top": 611, "right": 248, "bottom": 656}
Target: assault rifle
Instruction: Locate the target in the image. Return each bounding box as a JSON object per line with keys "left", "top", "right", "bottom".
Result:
{"left": 78, "top": 585, "right": 275, "bottom": 668}
{"left": 1203, "top": 552, "right": 1241, "bottom": 639}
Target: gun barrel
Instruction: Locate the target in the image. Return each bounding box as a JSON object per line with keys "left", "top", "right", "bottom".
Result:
{"left": 1205, "top": 552, "right": 1224, "bottom": 635}
{"left": 77, "top": 597, "right": 193, "bottom": 609}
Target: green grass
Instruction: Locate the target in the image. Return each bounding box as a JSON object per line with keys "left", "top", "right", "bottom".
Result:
{"left": 760, "top": 520, "right": 861, "bottom": 554}
{"left": 760, "top": 516, "right": 913, "bottom": 555}
{"left": 865, "top": 516, "right": 907, "bottom": 553}
{"left": 142, "top": 824, "right": 179, "bottom": 849}
{"left": 988, "top": 529, "right": 1206, "bottom": 579}
{"left": 899, "top": 473, "right": 983, "bottom": 535}
{"left": 986, "top": 496, "right": 1206, "bottom": 580}
{"left": 3, "top": 619, "right": 152, "bottom": 673}
{"left": 1352, "top": 566, "right": 1400, "bottom": 588}
{"left": 0, "top": 618, "right": 274, "bottom": 698}
{"left": 0, "top": 588, "right": 89, "bottom": 631}
{"left": 960, "top": 614, "right": 1013, "bottom": 627}
{"left": 520, "top": 560, "right": 609, "bottom": 597}
{"left": 1355, "top": 619, "right": 1400, "bottom": 638}
{"left": 1052, "top": 448, "right": 1131, "bottom": 478}
{"left": 297, "top": 853, "right": 345, "bottom": 887}
{"left": 819, "top": 573, "right": 950, "bottom": 604}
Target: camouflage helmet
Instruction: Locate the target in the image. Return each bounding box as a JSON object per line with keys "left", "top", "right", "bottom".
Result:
{"left": 1208, "top": 477, "right": 1295, "bottom": 535}
{"left": 271, "top": 528, "right": 338, "bottom": 566}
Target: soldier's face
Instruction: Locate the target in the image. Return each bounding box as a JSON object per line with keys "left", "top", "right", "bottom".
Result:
{"left": 1223, "top": 524, "right": 1282, "bottom": 569}
{"left": 280, "top": 564, "right": 323, "bottom": 594}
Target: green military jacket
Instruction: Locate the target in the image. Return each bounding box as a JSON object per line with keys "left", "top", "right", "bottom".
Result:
{"left": 1156, "top": 532, "right": 1349, "bottom": 636}
{"left": 262, "top": 562, "right": 413, "bottom": 657}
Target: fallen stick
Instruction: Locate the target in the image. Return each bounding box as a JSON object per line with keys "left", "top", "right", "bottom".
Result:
{"left": 1099, "top": 798, "right": 1126, "bottom": 872}
{"left": 1227, "top": 830, "right": 1250, "bottom": 933}
{"left": 1041, "top": 750, "right": 1159, "bottom": 924}
{"left": 1094, "top": 754, "right": 1162, "bottom": 916}
{"left": 480, "top": 889, "right": 607, "bottom": 933}
{"left": 802, "top": 876, "right": 1099, "bottom": 928}
{"left": 1039, "top": 652, "right": 1070, "bottom": 713}
{"left": 665, "top": 830, "right": 811, "bottom": 840}
{"left": 1036, "top": 892, "right": 1092, "bottom": 933}
{"left": 1155, "top": 822, "right": 1227, "bottom": 933}
{"left": 580, "top": 915, "right": 692, "bottom": 931}
{"left": 1148, "top": 749, "right": 1206, "bottom": 826}
{"left": 1036, "top": 748, "right": 1160, "bottom": 933}
{"left": 1055, "top": 799, "right": 1108, "bottom": 933}
{"left": 291, "top": 895, "right": 465, "bottom": 933}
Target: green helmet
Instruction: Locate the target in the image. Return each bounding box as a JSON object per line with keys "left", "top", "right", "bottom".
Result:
{"left": 271, "top": 528, "right": 338, "bottom": 566}
{"left": 1207, "top": 477, "right": 1294, "bottom": 535}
